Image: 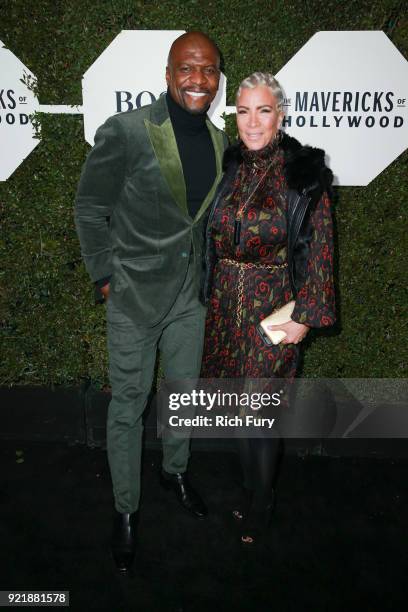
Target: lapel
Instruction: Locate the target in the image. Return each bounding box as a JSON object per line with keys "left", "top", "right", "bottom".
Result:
{"left": 144, "top": 95, "right": 226, "bottom": 222}
{"left": 144, "top": 95, "right": 187, "bottom": 215}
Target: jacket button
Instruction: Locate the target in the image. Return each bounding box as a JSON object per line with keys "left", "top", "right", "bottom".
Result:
{"left": 180, "top": 251, "right": 188, "bottom": 258}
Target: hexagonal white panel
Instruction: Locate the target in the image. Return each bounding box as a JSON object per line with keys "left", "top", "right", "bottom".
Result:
{"left": 276, "top": 31, "right": 408, "bottom": 185}
{"left": 82, "top": 30, "right": 227, "bottom": 145}
{"left": 0, "top": 40, "right": 40, "bottom": 181}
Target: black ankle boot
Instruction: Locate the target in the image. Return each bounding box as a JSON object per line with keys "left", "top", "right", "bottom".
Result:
{"left": 240, "top": 491, "right": 275, "bottom": 547}
{"left": 111, "top": 511, "right": 137, "bottom": 573}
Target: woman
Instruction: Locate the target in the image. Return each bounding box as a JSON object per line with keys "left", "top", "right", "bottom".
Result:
{"left": 201, "top": 72, "right": 336, "bottom": 546}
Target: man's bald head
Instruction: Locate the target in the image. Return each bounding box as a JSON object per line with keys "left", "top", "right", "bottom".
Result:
{"left": 167, "top": 31, "right": 220, "bottom": 69}
{"left": 165, "top": 31, "right": 221, "bottom": 114}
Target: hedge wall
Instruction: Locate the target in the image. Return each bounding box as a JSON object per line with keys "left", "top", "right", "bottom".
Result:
{"left": 0, "top": 0, "right": 407, "bottom": 386}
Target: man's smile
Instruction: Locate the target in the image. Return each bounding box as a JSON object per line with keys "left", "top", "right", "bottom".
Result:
{"left": 184, "top": 90, "right": 209, "bottom": 98}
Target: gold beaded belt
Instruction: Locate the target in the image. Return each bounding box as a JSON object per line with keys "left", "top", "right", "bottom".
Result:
{"left": 219, "top": 258, "right": 288, "bottom": 327}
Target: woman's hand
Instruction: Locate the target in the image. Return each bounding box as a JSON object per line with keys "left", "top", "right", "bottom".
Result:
{"left": 267, "top": 320, "right": 310, "bottom": 345}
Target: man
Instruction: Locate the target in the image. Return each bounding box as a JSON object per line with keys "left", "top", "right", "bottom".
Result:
{"left": 75, "top": 31, "right": 228, "bottom": 572}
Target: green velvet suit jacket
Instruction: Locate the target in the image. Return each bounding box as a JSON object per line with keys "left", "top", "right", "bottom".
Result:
{"left": 75, "top": 95, "right": 228, "bottom": 326}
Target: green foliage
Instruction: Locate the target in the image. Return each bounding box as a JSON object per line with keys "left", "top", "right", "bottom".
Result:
{"left": 0, "top": 0, "right": 407, "bottom": 384}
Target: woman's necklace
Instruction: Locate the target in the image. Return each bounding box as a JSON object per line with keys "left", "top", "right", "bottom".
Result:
{"left": 233, "top": 161, "right": 273, "bottom": 246}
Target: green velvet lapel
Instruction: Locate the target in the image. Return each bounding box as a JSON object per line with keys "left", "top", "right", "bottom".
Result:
{"left": 144, "top": 95, "right": 226, "bottom": 222}
{"left": 193, "top": 120, "right": 225, "bottom": 224}
{"left": 144, "top": 96, "right": 187, "bottom": 215}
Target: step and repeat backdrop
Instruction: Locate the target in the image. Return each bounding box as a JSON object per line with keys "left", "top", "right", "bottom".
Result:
{"left": 1, "top": 30, "right": 407, "bottom": 185}
{"left": 0, "top": 9, "right": 407, "bottom": 386}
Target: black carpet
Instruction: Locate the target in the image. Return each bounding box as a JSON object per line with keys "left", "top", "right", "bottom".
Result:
{"left": 1, "top": 441, "right": 407, "bottom": 611}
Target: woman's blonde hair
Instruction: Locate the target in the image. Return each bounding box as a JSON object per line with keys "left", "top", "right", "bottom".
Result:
{"left": 236, "top": 72, "right": 284, "bottom": 110}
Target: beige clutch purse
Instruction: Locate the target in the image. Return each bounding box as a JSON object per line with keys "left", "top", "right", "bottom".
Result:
{"left": 257, "top": 300, "right": 296, "bottom": 345}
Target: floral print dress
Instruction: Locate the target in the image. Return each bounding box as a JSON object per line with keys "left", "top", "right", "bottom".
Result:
{"left": 201, "top": 141, "right": 335, "bottom": 380}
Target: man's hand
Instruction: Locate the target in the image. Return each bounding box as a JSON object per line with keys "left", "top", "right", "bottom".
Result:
{"left": 100, "top": 283, "right": 110, "bottom": 300}
{"left": 267, "top": 320, "right": 310, "bottom": 345}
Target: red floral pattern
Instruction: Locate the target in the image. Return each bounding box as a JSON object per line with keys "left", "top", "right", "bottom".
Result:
{"left": 201, "top": 141, "right": 335, "bottom": 380}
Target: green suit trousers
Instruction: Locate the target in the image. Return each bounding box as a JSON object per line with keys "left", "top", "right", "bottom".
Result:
{"left": 106, "top": 261, "right": 206, "bottom": 513}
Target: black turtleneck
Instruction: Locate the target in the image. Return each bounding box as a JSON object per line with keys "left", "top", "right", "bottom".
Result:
{"left": 166, "top": 91, "right": 216, "bottom": 219}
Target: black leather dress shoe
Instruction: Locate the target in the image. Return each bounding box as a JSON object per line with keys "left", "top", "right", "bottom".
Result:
{"left": 111, "top": 511, "right": 137, "bottom": 573}
{"left": 160, "top": 471, "right": 208, "bottom": 519}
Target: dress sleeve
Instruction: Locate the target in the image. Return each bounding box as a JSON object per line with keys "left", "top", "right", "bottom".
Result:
{"left": 291, "top": 192, "right": 336, "bottom": 328}
{"left": 74, "top": 116, "right": 126, "bottom": 283}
